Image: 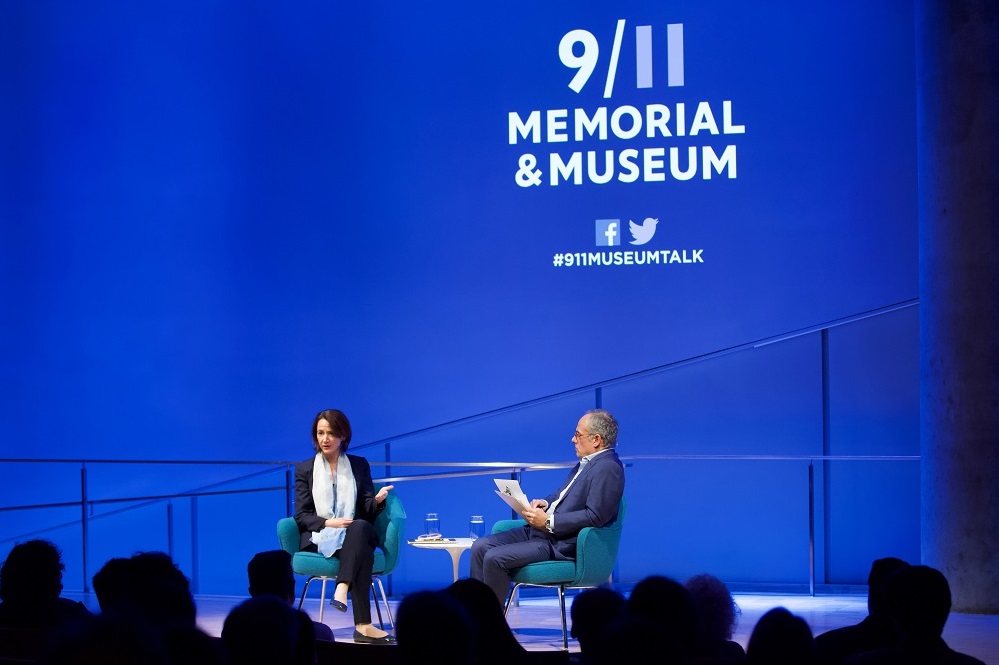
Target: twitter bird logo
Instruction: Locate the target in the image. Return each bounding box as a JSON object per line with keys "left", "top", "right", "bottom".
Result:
{"left": 628, "top": 217, "right": 659, "bottom": 245}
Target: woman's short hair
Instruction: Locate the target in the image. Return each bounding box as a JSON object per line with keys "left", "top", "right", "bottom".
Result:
{"left": 311, "top": 409, "right": 352, "bottom": 453}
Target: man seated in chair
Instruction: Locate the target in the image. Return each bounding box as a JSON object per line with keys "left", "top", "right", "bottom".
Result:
{"left": 470, "top": 408, "right": 625, "bottom": 604}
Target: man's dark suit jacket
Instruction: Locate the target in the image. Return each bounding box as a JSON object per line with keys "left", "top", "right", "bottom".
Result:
{"left": 293, "top": 454, "right": 384, "bottom": 551}
{"left": 541, "top": 448, "right": 625, "bottom": 559}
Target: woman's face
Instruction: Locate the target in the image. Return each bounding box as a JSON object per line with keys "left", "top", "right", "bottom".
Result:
{"left": 315, "top": 418, "right": 343, "bottom": 457}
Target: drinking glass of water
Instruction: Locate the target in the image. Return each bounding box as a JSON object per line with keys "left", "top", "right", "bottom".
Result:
{"left": 469, "top": 515, "right": 485, "bottom": 541}
{"left": 425, "top": 512, "right": 441, "bottom": 538}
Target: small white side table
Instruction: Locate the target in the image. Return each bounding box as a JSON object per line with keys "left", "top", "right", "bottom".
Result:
{"left": 408, "top": 537, "right": 475, "bottom": 582}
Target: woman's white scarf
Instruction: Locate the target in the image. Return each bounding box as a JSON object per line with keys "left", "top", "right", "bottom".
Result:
{"left": 309, "top": 452, "right": 357, "bottom": 557}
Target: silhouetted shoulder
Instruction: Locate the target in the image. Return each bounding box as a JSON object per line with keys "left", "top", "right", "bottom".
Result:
{"left": 846, "top": 643, "right": 986, "bottom": 665}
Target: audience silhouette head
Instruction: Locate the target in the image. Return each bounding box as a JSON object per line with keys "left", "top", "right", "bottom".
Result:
{"left": 110, "top": 551, "right": 196, "bottom": 630}
{"left": 570, "top": 585, "right": 626, "bottom": 661}
{"left": 20, "top": 550, "right": 223, "bottom": 665}
{"left": 627, "top": 574, "right": 698, "bottom": 657}
{"left": 886, "top": 564, "right": 952, "bottom": 639}
{"left": 397, "top": 589, "right": 474, "bottom": 665}
{"left": 223, "top": 594, "right": 313, "bottom": 665}
{"left": 685, "top": 572, "right": 746, "bottom": 663}
{"left": 867, "top": 557, "right": 910, "bottom": 618}
{"left": 813, "top": 556, "right": 911, "bottom": 664}
{"left": 443, "top": 577, "right": 525, "bottom": 663}
{"left": 685, "top": 572, "right": 741, "bottom": 643}
{"left": 842, "top": 564, "right": 988, "bottom": 664}
{"left": 746, "top": 606, "right": 816, "bottom": 665}
{"left": 92, "top": 556, "right": 133, "bottom": 613}
{"left": 0, "top": 539, "right": 66, "bottom": 603}
{"left": 245, "top": 549, "right": 335, "bottom": 643}
{"left": 1, "top": 539, "right": 66, "bottom": 607}
{"left": 247, "top": 549, "right": 295, "bottom": 602}
{"left": 0, "top": 538, "right": 92, "bottom": 632}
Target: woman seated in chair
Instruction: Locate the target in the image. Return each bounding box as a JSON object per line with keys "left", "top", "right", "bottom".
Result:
{"left": 294, "top": 408, "right": 395, "bottom": 644}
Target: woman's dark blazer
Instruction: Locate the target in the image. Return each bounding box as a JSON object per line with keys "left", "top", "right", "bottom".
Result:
{"left": 293, "top": 453, "right": 385, "bottom": 551}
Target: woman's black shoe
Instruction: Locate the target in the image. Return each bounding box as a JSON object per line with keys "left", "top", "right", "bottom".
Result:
{"left": 353, "top": 630, "right": 396, "bottom": 644}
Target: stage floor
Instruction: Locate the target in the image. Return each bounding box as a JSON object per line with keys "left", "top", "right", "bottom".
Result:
{"left": 164, "top": 591, "right": 999, "bottom": 664}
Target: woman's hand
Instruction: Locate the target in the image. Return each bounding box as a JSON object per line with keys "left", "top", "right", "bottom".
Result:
{"left": 375, "top": 484, "right": 395, "bottom": 504}
{"left": 324, "top": 517, "right": 354, "bottom": 528}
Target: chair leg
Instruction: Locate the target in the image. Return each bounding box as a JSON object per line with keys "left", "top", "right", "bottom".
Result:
{"left": 370, "top": 582, "right": 383, "bottom": 629}
{"left": 299, "top": 576, "right": 333, "bottom": 623}
{"left": 503, "top": 583, "right": 523, "bottom": 616}
{"left": 504, "top": 583, "right": 570, "bottom": 649}
{"left": 371, "top": 576, "right": 394, "bottom": 629}
{"left": 299, "top": 577, "right": 318, "bottom": 611}
{"left": 301, "top": 575, "right": 392, "bottom": 629}
{"left": 317, "top": 577, "right": 329, "bottom": 623}
{"left": 558, "top": 585, "right": 568, "bottom": 650}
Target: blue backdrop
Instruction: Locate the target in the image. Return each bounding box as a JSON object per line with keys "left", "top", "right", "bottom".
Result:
{"left": 1, "top": 1, "right": 918, "bottom": 596}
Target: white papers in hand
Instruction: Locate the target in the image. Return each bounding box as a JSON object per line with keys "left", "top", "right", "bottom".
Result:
{"left": 493, "top": 478, "right": 530, "bottom": 512}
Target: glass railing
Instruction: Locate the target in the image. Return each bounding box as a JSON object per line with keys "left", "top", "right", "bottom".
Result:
{"left": 1, "top": 298, "right": 921, "bottom": 596}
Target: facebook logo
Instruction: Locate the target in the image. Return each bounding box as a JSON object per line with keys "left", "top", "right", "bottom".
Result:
{"left": 595, "top": 219, "right": 620, "bottom": 246}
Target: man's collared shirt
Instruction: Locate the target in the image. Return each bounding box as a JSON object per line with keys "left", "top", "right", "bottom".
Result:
{"left": 545, "top": 448, "right": 611, "bottom": 532}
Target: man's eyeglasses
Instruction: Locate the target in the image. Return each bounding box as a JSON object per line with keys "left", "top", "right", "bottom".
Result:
{"left": 574, "top": 430, "right": 595, "bottom": 439}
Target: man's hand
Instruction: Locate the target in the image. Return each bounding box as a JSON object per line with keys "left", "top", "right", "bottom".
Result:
{"left": 522, "top": 506, "right": 547, "bottom": 530}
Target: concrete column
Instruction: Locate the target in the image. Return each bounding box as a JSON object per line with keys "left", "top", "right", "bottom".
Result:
{"left": 917, "top": 0, "right": 999, "bottom": 613}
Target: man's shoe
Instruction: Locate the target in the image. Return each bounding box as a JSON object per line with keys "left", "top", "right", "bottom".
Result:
{"left": 353, "top": 630, "right": 396, "bottom": 645}
{"left": 329, "top": 598, "right": 348, "bottom": 613}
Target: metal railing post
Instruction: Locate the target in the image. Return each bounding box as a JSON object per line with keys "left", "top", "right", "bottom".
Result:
{"left": 167, "top": 500, "right": 174, "bottom": 560}
{"left": 80, "top": 463, "right": 90, "bottom": 593}
{"left": 191, "top": 496, "right": 199, "bottom": 595}
{"left": 385, "top": 441, "right": 393, "bottom": 599}
{"left": 808, "top": 461, "right": 815, "bottom": 596}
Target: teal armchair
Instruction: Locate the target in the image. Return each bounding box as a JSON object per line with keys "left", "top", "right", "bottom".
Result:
{"left": 492, "top": 496, "right": 626, "bottom": 649}
{"left": 277, "top": 483, "right": 407, "bottom": 626}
